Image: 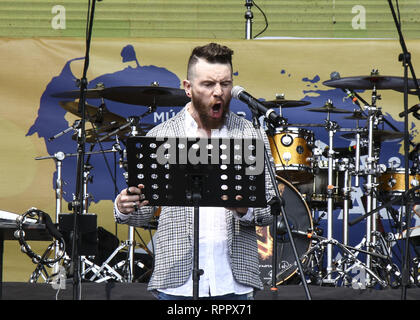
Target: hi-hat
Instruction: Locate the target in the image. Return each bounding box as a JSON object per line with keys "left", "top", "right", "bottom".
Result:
{"left": 100, "top": 86, "right": 190, "bottom": 107}
{"left": 341, "top": 130, "right": 404, "bottom": 142}
{"left": 59, "top": 101, "right": 126, "bottom": 124}
{"left": 261, "top": 99, "right": 311, "bottom": 108}
{"left": 323, "top": 75, "right": 418, "bottom": 90}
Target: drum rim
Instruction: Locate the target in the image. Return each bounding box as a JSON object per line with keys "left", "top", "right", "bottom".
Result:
{"left": 274, "top": 176, "right": 313, "bottom": 285}
{"left": 268, "top": 127, "right": 314, "bottom": 136}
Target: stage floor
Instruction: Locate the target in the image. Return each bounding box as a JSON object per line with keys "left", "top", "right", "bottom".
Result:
{"left": 2, "top": 282, "right": 420, "bottom": 300}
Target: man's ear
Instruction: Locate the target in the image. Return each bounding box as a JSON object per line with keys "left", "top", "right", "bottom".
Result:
{"left": 183, "top": 79, "right": 192, "bottom": 98}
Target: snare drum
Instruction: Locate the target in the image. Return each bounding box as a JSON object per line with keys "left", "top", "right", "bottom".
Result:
{"left": 378, "top": 168, "right": 420, "bottom": 197}
{"left": 268, "top": 127, "right": 314, "bottom": 184}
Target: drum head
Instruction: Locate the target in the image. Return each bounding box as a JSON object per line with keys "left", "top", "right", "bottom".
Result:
{"left": 257, "top": 176, "right": 313, "bottom": 285}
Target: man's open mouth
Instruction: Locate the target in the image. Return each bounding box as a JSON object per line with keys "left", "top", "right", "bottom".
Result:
{"left": 212, "top": 103, "right": 222, "bottom": 112}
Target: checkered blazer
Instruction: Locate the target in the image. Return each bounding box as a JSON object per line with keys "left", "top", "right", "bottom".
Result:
{"left": 115, "top": 107, "right": 277, "bottom": 291}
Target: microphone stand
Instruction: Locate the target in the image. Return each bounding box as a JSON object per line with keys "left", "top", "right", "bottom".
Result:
{"left": 71, "top": 0, "right": 100, "bottom": 300}
{"left": 244, "top": 0, "right": 253, "bottom": 39}
{"left": 387, "top": 0, "right": 420, "bottom": 300}
{"left": 249, "top": 111, "right": 311, "bottom": 300}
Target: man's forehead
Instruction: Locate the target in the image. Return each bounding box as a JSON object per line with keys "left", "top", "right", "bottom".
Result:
{"left": 192, "top": 59, "right": 232, "bottom": 80}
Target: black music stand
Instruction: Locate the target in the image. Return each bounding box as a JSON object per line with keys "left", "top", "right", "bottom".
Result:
{"left": 126, "top": 136, "right": 267, "bottom": 299}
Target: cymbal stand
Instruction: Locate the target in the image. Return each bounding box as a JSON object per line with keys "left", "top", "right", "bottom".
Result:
{"left": 362, "top": 88, "right": 381, "bottom": 286}
{"left": 116, "top": 108, "right": 156, "bottom": 282}
{"left": 324, "top": 112, "right": 339, "bottom": 283}
{"left": 79, "top": 159, "right": 94, "bottom": 278}
{"left": 339, "top": 157, "right": 352, "bottom": 247}
{"left": 354, "top": 120, "right": 362, "bottom": 188}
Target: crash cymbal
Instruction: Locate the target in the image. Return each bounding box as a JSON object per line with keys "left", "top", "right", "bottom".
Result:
{"left": 59, "top": 101, "right": 126, "bottom": 124}
{"left": 52, "top": 88, "right": 104, "bottom": 99}
{"left": 323, "top": 75, "right": 418, "bottom": 90}
{"left": 261, "top": 99, "right": 311, "bottom": 108}
{"left": 343, "top": 110, "right": 367, "bottom": 120}
{"left": 100, "top": 86, "right": 190, "bottom": 107}
{"left": 340, "top": 130, "right": 404, "bottom": 142}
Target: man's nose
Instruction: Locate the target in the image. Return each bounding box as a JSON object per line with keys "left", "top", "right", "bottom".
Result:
{"left": 213, "top": 83, "right": 223, "bottom": 96}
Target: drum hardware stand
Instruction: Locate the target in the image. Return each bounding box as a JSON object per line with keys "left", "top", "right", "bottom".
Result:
{"left": 34, "top": 152, "right": 68, "bottom": 283}
{"left": 299, "top": 231, "right": 389, "bottom": 288}
{"left": 323, "top": 112, "right": 339, "bottom": 284}
{"left": 244, "top": 0, "right": 253, "bottom": 39}
{"left": 349, "top": 189, "right": 420, "bottom": 287}
{"left": 81, "top": 233, "right": 135, "bottom": 283}
{"left": 338, "top": 157, "right": 352, "bottom": 247}
{"left": 359, "top": 97, "right": 382, "bottom": 286}
{"left": 252, "top": 111, "right": 312, "bottom": 300}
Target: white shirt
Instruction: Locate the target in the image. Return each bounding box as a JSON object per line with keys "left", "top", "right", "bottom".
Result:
{"left": 115, "top": 108, "right": 254, "bottom": 297}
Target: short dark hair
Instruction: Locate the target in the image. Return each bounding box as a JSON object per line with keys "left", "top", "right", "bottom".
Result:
{"left": 187, "top": 43, "right": 234, "bottom": 80}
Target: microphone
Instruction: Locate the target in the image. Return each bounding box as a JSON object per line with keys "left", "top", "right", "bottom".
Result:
{"left": 231, "top": 86, "right": 283, "bottom": 125}
{"left": 330, "top": 71, "right": 360, "bottom": 107}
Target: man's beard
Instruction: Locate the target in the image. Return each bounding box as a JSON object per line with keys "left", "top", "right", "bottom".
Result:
{"left": 191, "top": 92, "right": 230, "bottom": 130}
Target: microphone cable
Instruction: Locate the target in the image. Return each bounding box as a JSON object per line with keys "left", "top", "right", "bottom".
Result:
{"left": 252, "top": 0, "right": 269, "bottom": 39}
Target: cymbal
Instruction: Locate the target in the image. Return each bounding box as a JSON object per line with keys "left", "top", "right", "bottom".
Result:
{"left": 323, "top": 75, "right": 418, "bottom": 90}
{"left": 393, "top": 87, "right": 420, "bottom": 95}
{"left": 343, "top": 111, "right": 367, "bottom": 120}
{"left": 307, "top": 102, "right": 352, "bottom": 114}
{"left": 52, "top": 88, "right": 104, "bottom": 99}
{"left": 340, "top": 130, "right": 404, "bottom": 142}
{"left": 52, "top": 85, "right": 190, "bottom": 107}
{"left": 59, "top": 101, "right": 126, "bottom": 124}
{"left": 261, "top": 99, "right": 311, "bottom": 108}
{"left": 101, "top": 86, "right": 190, "bottom": 107}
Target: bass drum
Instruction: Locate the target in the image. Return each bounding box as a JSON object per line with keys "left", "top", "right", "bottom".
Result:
{"left": 257, "top": 176, "right": 313, "bottom": 286}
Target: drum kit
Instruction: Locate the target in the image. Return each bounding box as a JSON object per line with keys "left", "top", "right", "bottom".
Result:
{"left": 262, "top": 71, "right": 420, "bottom": 289}
{"left": 15, "top": 71, "right": 420, "bottom": 290}
{"left": 25, "top": 83, "right": 190, "bottom": 284}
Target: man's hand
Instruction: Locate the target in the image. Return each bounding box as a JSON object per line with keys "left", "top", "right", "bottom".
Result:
{"left": 116, "top": 184, "right": 149, "bottom": 214}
